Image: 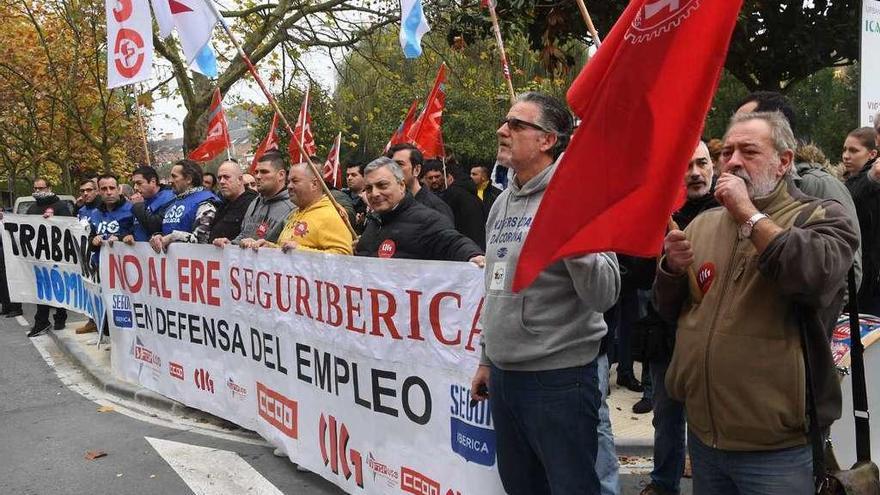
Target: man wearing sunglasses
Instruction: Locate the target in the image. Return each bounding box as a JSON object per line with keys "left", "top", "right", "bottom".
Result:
{"left": 470, "top": 92, "right": 621, "bottom": 495}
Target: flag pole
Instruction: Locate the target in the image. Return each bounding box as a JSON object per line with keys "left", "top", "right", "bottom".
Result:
{"left": 198, "top": 0, "right": 357, "bottom": 238}
{"left": 574, "top": 0, "right": 602, "bottom": 47}
{"left": 486, "top": 1, "right": 516, "bottom": 105}
{"left": 133, "top": 84, "right": 152, "bottom": 166}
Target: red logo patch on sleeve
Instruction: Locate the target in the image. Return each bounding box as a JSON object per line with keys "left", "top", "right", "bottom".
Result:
{"left": 378, "top": 239, "right": 396, "bottom": 258}
{"left": 255, "top": 222, "right": 268, "bottom": 239}
{"left": 697, "top": 262, "right": 715, "bottom": 294}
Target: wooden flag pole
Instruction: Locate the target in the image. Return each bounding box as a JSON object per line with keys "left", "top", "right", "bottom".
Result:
{"left": 667, "top": 217, "right": 703, "bottom": 304}
{"left": 133, "top": 85, "right": 152, "bottom": 166}
{"left": 486, "top": 1, "right": 517, "bottom": 105}
{"left": 574, "top": 0, "right": 602, "bottom": 47}
{"left": 199, "top": 0, "right": 356, "bottom": 238}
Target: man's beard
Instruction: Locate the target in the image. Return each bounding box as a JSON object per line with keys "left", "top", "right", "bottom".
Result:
{"left": 731, "top": 168, "right": 778, "bottom": 198}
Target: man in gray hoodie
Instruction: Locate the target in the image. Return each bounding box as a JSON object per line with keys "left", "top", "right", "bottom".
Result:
{"left": 212, "top": 151, "right": 293, "bottom": 248}
{"left": 470, "top": 92, "right": 620, "bottom": 494}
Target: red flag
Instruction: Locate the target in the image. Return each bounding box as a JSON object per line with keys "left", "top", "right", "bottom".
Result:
{"left": 322, "top": 132, "right": 343, "bottom": 188}
{"left": 384, "top": 99, "right": 420, "bottom": 154}
{"left": 513, "top": 0, "right": 742, "bottom": 291}
{"left": 249, "top": 112, "right": 280, "bottom": 173}
{"left": 188, "top": 88, "right": 230, "bottom": 162}
{"left": 406, "top": 64, "right": 446, "bottom": 159}
{"left": 289, "top": 86, "right": 317, "bottom": 163}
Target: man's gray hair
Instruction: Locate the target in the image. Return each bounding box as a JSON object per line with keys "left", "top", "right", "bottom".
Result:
{"left": 727, "top": 111, "right": 797, "bottom": 157}
{"left": 290, "top": 161, "right": 316, "bottom": 179}
{"left": 515, "top": 92, "right": 573, "bottom": 159}
{"left": 364, "top": 156, "right": 405, "bottom": 182}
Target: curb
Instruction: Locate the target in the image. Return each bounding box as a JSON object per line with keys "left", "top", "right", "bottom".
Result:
{"left": 46, "top": 327, "right": 254, "bottom": 434}
{"left": 47, "top": 328, "right": 184, "bottom": 413}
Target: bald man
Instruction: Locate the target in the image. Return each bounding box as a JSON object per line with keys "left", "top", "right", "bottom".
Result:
{"left": 209, "top": 161, "right": 258, "bottom": 243}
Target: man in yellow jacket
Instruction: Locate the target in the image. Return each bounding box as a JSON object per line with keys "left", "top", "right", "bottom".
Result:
{"left": 250, "top": 162, "right": 353, "bottom": 255}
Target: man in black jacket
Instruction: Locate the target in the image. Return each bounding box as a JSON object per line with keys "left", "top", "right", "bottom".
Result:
{"left": 26, "top": 178, "right": 74, "bottom": 337}
{"left": 356, "top": 157, "right": 484, "bottom": 264}
{"left": 209, "top": 161, "right": 257, "bottom": 242}
{"left": 423, "top": 160, "right": 486, "bottom": 249}
{"left": 386, "top": 143, "right": 454, "bottom": 222}
{"left": 470, "top": 164, "right": 502, "bottom": 219}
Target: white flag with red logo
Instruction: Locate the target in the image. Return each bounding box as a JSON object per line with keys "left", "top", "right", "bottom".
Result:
{"left": 288, "top": 86, "right": 318, "bottom": 163}
{"left": 106, "top": 0, "right": 154, "bottom": 88}
{"left": 322, "top": 132, "right": 342, "bottom": 188}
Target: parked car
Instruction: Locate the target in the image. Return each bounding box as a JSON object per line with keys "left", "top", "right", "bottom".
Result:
{"left": 13, "top": 195, "right": 77, "bottom": 214}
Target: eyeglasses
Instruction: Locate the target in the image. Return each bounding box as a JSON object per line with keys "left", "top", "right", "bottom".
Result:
{"left": 500, "top": 117, "right": 552, "bottom": 133}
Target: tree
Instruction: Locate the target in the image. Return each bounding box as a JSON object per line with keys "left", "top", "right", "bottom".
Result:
{"left": 480, "top": 0, "right": 859, "bottom": 92}
{"left": 0, "top": 1, "right": 142, "bottom": 199}
{"left": 329, "top": 28, "right": 582, "bottom": 166}
{"left": 153, "top": 0, "right": 403, "bottom": 152}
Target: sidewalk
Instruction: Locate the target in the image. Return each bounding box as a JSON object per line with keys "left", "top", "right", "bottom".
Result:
{"left": 49, "top": 317, "right": 656, "bottom": 452}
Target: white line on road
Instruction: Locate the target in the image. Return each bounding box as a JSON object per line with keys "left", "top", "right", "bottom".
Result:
{"left": 147, "top": 437, "right": 285, "bottom": 495}
{"left": 28, "top": 333, "right": 268, "bottom": 447}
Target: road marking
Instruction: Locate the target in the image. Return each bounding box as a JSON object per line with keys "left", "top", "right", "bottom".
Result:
{"left": 146, "top": 437, "right": 285, "bottom": 495}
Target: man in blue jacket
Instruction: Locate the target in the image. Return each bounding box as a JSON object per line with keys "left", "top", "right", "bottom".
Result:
{"left": 125, "top": 166, "right": 176, "bottom": 242}
{"left": 89, "top": 174, "right": 134, "bottom": 256}
{"left": 150, "top": 159, "right": 218, "bottom": 252}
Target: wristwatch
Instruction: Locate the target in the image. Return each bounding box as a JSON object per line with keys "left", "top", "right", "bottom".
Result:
{"left": 739, "top": 212, "right": 768, "bottom": 239}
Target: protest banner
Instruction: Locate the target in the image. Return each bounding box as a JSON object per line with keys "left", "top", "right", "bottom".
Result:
{"left": 102, "top": 243, "right": 503, "bottom": 494}
{"left": 1, "top": 214, "right": 104, "bottom": 323}
{"left": 862, "top": 0, "right": 880, "bottom": 126}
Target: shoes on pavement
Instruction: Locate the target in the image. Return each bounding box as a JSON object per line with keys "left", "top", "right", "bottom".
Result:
{"left": 295, "top": 464, "right": 310, "bottom": 473}
{"left": 76, "top": 320, "right": 98, "bottom": 334}
{"left": 0, "top": 306, "right": 9, "bottom": 316}
{"left": 27, "top": 322, "right": 51, "bottom": 338}
{"left": 639, "top": 482, "right": 677, "bottom": 495}
{"left": 53, "top": 321, "right": 67, "bottom": 330}
{"left": 5, "top": 309, "right": 23, "bottom": 318}
{"left": 632, "top": 397, "right": 653, "bottom": 414}
{"left": 272, "top": 447, "right": 286, "bottom": 458}
{"left": 617, "top": 374, "right": 644, "bottom": 393}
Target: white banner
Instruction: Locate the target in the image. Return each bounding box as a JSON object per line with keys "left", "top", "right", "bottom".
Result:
{"left": 1, "top": 214, "right": 104, "bottom": 323}
{"left": 103, "top": 244, "right": 504, "bottom": 495}
{"left": 862, "top": 1, "right": 880, "bottom": 126}
{"left": 106, "top": 0, "right": 153, "bottom": 89}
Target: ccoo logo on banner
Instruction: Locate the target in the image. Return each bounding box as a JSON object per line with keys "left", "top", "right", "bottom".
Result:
{"left": 106, "top": 0, "right": 153, "bottom": 88}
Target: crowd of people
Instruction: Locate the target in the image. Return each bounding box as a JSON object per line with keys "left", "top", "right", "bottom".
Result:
{"left": 1, "top": 89, "right": 879, "bottom": 494}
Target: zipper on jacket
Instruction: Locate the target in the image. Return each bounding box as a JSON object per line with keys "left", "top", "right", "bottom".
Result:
{"left": 703, "top": 234, "right": 741, "bottom": 448}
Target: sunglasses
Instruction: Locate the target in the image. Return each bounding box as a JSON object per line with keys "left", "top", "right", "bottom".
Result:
{"left": 500, "top": 117, "right": 551, "bottom": 133}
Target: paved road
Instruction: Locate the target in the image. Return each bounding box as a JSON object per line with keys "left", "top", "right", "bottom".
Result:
{"left": 0, "top": 307, "right": 683, "bottom": 494}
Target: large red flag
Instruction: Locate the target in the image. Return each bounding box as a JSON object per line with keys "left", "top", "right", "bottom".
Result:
{"left": 384, "top": 99, "right": 420, "bottom": 154}
{"left": 322, "top": 132, "right": 343, "bottom": 188}
{"left": 406, "top": 64, "right": 446, "bottom": 158}
{"left": 249, "top": 112, "right": 279, "bottom": 173}
{"left": 188, "top": 88, "right": 230, "bottom": 162}
{"left": 513, "top": 0, "right": 742, "bottom": 291}
{"left": 289, "top": 86, "right": 317, "bottom": 163}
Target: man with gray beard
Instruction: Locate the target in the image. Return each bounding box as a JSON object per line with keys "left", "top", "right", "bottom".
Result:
{"left": 654, "top": 111, "right": 858, "bottom": 493}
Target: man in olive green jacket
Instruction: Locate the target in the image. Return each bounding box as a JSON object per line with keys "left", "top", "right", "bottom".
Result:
{"left": 654, "top": 111, "right": 858, "bottom": 494}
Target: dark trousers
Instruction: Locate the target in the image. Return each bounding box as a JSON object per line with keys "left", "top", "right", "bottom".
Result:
{"left": 490, "top": 361, "right": 601, "bottom": 494}
{"left": 649, "top": 355, "right": 687, "bottom": 493}
{"left": 34, "top": 304, "right": 66, "bottom": 326}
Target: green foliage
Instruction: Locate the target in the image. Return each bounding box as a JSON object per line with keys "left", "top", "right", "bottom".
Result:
{"left": 332, "top": 29, "right": 578, "bottom": 166}
{"left": 703, "top": 66, "right": 859, "bottom": 161}
{"left": 484, "top": 1, "right": 859, "bottom": 91}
